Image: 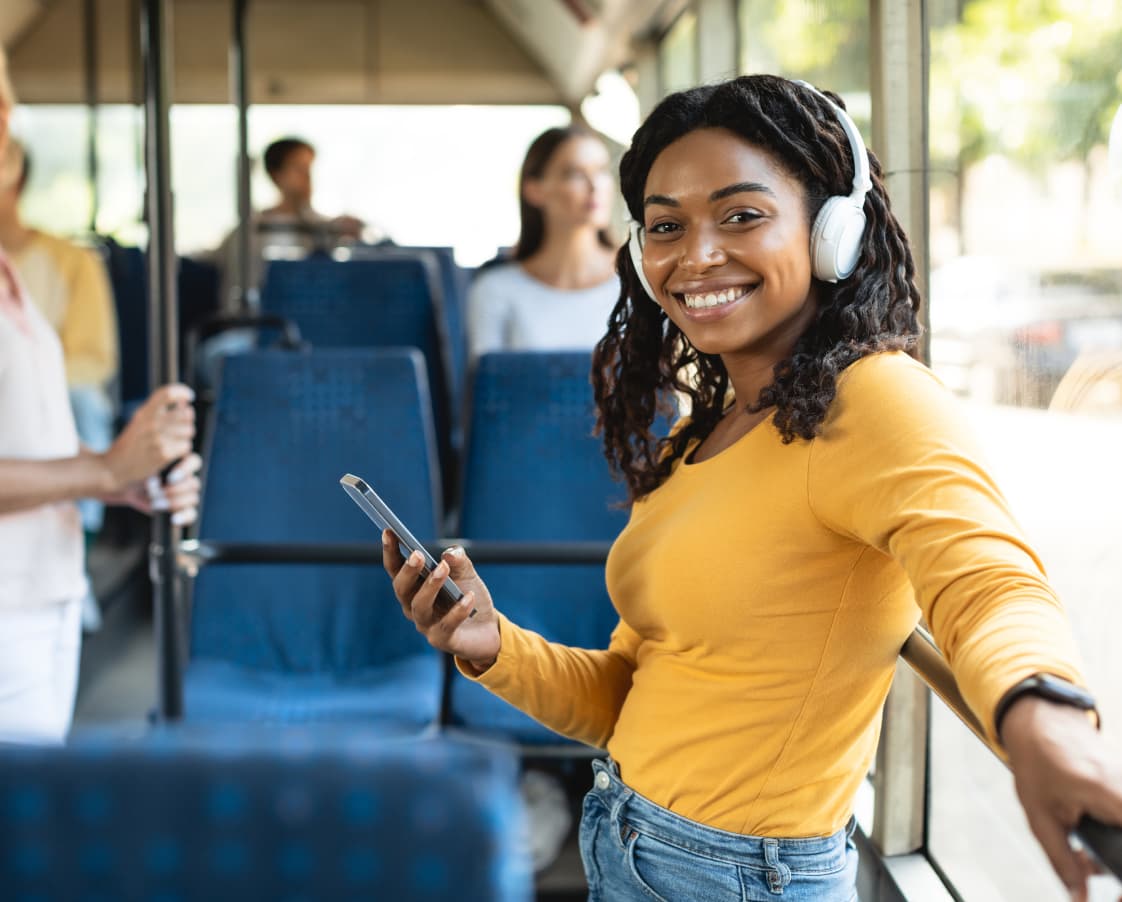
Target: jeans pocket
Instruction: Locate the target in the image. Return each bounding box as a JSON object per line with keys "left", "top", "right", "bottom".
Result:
{"left": 624, "top": 826, "right": 742, "bottom": 902}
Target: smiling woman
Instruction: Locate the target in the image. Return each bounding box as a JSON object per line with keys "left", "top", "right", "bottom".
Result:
{"left": 378, "top": 73, "right": 1122, "bottom": 902}
{"left": 599, "top": 76, "right": 920, "bottom": 496}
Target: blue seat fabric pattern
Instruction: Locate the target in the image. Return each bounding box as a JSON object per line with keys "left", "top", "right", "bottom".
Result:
{"left": 186, "top": 348, "right": 442, "bottom": 726}
{"left": 452, "top": 352, "right": 631, "bottom": 745}
{"left": 259, "top": 256, "right": 457, "bottom": 493}
{"left": 0, "top": 730, "right": 531, "bottom": 902}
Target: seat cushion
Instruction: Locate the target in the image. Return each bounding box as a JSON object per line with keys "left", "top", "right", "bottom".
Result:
{"left": 451, "top": 678, "right": 592, "bottom": 746}
{"left": 184, "top": 654, "right": 442, "bottom": 728}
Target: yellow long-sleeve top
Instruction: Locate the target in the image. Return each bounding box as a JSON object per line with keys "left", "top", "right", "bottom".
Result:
{"left": 464, "top": 351, "right": 1089, "bottom": 838}
{"left": 12, "top": 231, "right": 119, "bottom": 388}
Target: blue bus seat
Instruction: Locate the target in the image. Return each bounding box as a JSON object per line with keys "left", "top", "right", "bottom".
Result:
{"left": 102, "top": 241, "right": 149, "bottom": 409}
{"left": 185, "top": 348, "right": 443, "bottom": 726}
{"left": 259, "top": 255, "right": 458, "bottom": 500}
{"left": 397, "top": 246, "right": 469, "bottom": 419}
{"left": 101, "top": 240, "right": 220, "bottom": 408}
{"left": 0, "top": 729, "right": 531, "bottom": 902}
{"left": 450, "top": 351, "right": 632, "bottom": 746}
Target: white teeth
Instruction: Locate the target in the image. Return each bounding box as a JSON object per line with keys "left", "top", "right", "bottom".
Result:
{"left": 681, "top": 286, "right": 751, "bottom": 309}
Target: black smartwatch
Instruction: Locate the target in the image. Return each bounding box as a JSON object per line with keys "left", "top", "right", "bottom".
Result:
{"left": 994, "top": 674, "right": 1098, "bottom": 740}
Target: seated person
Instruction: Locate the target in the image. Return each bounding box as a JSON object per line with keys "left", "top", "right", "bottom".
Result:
{"left": 467, "top": 126, "right": 620, "bottom": 362}
{"left": 198, "top": 137, "right": 385, "bottom": 388}
{"left": 213, "top": 136, "right": 380, "bottom": 311}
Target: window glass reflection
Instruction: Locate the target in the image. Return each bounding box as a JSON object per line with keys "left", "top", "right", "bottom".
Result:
{"left": 928, "top": 2, "right": 1122, "bottom": 898}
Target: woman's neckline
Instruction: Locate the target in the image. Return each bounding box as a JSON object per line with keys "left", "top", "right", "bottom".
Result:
{"left": 682, "top": 407, "right": 776, "bottom": 468}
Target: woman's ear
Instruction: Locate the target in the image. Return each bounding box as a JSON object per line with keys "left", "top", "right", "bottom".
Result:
{"left": 521, "top": 177, "right": 545, "bottom": 209}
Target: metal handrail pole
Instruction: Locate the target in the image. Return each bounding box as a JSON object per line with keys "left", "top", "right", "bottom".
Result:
{"left": 231, "top": 0, "right": 254, "bottom": 313}
{"left": 902, "top": 628, "right": 1122, "bottom": 878}
{"left": 140, "top": 0, "right": 183, "bottom": 721}
{"left": 83, "top": 0, "right": 100, "bottom": 233}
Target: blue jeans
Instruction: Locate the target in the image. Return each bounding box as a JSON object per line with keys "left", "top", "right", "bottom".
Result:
{"left": 579, "top": 759, "right": 858, "bottom": 901}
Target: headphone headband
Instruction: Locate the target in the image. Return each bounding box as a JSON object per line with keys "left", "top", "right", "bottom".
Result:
{"left": 790, "top": 79, "right": 871, "bottom": 204}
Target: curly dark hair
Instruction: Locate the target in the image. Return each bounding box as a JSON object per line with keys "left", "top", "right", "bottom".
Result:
{"left": 592, "top": 74, "right": 922, "bottom": 503}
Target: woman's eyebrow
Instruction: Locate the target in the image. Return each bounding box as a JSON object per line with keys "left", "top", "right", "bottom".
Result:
{"left": 710, "top": 181, "right": 775, "bottom": 201}
{"left": 644, "top": 181, "right": 776, "bottom": 208}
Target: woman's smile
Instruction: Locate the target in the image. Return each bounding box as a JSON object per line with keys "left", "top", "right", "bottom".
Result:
{"left": 675, "top": 282, "right": 760, "bottom": 318}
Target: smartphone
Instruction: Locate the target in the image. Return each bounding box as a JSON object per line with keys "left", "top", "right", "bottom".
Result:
{"left": 340, "top": 473, "right": 465, "bottom": 617}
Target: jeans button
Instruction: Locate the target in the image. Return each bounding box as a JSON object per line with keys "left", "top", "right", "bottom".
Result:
{"left": 595, "top": 771, "right": 611, "bottom": 790}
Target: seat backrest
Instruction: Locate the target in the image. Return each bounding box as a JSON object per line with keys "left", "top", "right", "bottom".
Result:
{"left": 103, "top": 241, "right": 149, "bottom": 406}
{"left": 0, "top": 730, "right": 531, "bottom": 902}
{"left": 177, "top": 255, "right": 222, "bottom": 342}
{"left": 460, "top": 351, "right": 630, "bottom": 541}
{"left": 259, "top": 255, "right": 456, "bottom": 496}
{"left": 395, "top": 246, "right": 469, "bottom": 417}
{"left": 101, "top": 241, "right": 221, "bottom": 405}
{"left": 454, "top": 353, "right": 630, "bottom": 733}
{"left": 191, "top": 348, "right": 440, "bottom": 673}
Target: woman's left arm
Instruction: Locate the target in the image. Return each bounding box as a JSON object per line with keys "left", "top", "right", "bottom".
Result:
{"left": 809, "top": 353, "right": 1121, "bottom": 896}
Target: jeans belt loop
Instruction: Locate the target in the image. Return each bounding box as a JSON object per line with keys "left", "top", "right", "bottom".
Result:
{"left": 763, "top": 837, "right": 793, "bottom": 894}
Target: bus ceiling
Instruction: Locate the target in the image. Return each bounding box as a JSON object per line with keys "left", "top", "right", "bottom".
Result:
{"left": 2, "top": 0, "right": 669, "bottom": 107}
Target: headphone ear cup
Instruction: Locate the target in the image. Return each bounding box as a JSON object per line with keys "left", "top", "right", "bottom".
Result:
{"left": 628, "top": 222, "right": 658, "bottom": 301}
{"left": 810, "top": 197, "right": 867, "bottom": 282}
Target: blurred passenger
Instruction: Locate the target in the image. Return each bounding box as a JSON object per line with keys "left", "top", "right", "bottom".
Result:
{"left": 0, "top": 139, "right": 119, "bottom": 631}
{"left": 214, "top": 136, "right": 378, "bottom": 311}
{"left": 467, "top": 126, "right": 618, "bottom": 361}
{"left": 0, "top": 43, "right": 202, "bottom": 744}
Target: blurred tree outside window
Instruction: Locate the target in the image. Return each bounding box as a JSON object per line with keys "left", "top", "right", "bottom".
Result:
{"left": 737, "top": 0, "right": 871, "bottom": 136}
{"left": 659, "top": 10, "right": 698, "bottom": 98}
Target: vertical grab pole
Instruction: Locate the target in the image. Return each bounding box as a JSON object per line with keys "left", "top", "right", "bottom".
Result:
{"left": 83, "top": 0, "right": 100, "bottom": 234}
{"left": 140, "top": 0, "right": 183, "bottom": 720}
{"left": 231, "top": 0, "right": 254, "bottom": 312}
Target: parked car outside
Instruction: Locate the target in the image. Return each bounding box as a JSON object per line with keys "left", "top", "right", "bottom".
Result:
{"left": 928, "top": 256, "right": 1122, "bottom": 408}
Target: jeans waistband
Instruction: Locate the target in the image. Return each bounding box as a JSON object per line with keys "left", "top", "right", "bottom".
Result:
{"left": 589, "top": 758, "right": 855, "bottom": 867}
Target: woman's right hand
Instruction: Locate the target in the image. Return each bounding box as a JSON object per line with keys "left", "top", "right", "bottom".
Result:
{"left": 382, "top": 531, "right": 501, "bottom": 673}
{"left": 102, "top": 384, "right": 196, "bottom": 492}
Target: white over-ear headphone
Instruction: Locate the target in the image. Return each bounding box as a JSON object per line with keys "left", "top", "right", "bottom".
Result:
{"left": 627, "top": 219, "right": 656, "bottom": 300}
{"left": 796, "top": 80, "right": 871, "bottom": 283}
{"left": 627, "top": 79, "right": 872, "bottom": 300}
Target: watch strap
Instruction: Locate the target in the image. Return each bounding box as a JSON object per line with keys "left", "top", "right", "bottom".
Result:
{"left": 994, "top": 674, "right": 1098, "bottom": 739}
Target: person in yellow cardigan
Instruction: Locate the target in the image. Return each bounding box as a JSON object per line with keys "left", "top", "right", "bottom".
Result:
{"left": 384, "top": 76, "right": 1121, "bottom": 901}
{"left": 0, "top": 140, "right": 119, "bottom": 394}
{"left": 0, "top": 138, "right": 119, "bottom": 630}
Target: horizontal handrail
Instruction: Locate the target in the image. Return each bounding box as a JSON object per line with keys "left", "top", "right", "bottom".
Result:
{"left": 178, "top": 538, "right": 614, "bottom": 567}
{"left": 901, "top": 628, "right": 1122, "bottom": 879}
